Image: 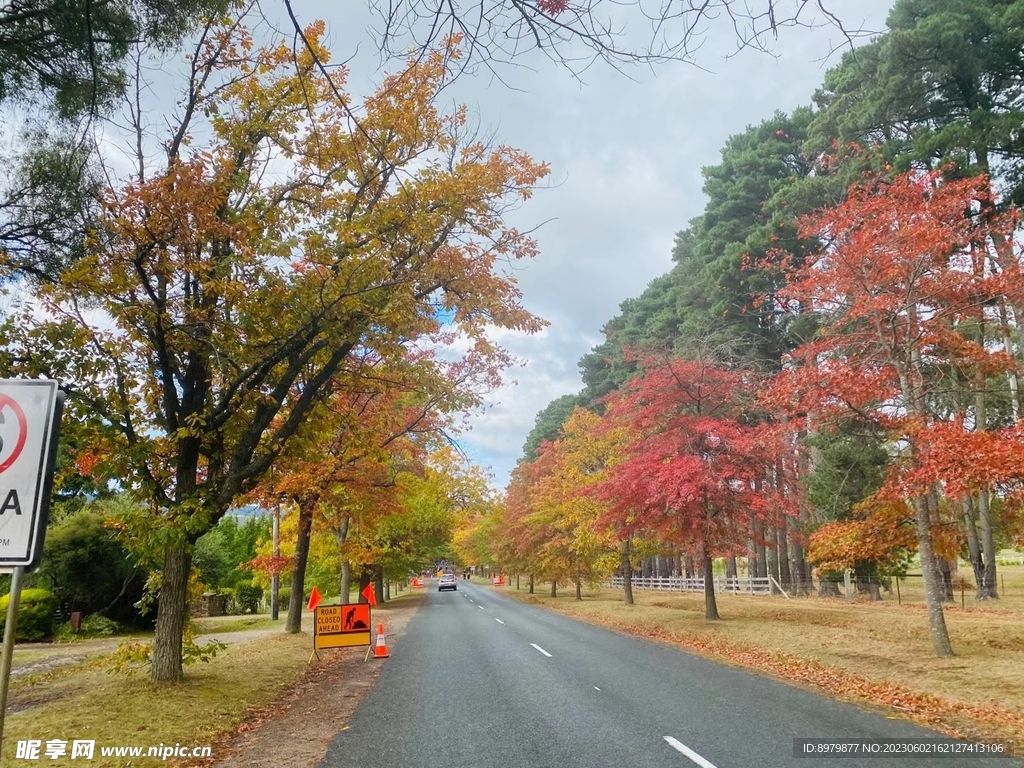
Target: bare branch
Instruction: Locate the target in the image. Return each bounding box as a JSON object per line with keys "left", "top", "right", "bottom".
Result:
{"left": 359, "top": 0, "right": 871, "bottom": 79}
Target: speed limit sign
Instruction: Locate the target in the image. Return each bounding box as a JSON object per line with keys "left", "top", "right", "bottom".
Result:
{"left": 0, "top": 380, "right": 64, "bottom": 572}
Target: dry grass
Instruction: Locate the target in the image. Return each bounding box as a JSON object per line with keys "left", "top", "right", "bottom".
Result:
{"left": 497, "top": 567, "right": 1024, "bottom": 743}
{"left": 1, "top": 589, "right": 420, "bottom": 767}
{"left": 3, "top": 633, "right": 314, "bottom": 767}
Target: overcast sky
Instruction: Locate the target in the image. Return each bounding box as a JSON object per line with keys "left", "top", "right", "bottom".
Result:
{"left": 274, "top": 1, "right": 896, "bottom": 489}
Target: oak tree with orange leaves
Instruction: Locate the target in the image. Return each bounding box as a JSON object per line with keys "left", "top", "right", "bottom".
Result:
{"left": 772, "top": 169, "right": 1024, "bottom": 656}
{"left": 0, "top": 13, "right": 547, "bottom": 681}
{"left": 251, "top": 344, "right": 496, "bottom": 631}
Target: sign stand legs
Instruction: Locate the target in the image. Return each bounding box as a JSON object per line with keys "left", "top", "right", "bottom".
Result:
{"left": 0, "top": 566, "right": 25, "bottom": 760}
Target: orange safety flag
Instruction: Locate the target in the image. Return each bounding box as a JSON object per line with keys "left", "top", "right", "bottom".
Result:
{"left": 361, "top": 582, "right": 378, "bottom": 607}
{"left": 307, "top": 586, "right": 322, "bottom": 611}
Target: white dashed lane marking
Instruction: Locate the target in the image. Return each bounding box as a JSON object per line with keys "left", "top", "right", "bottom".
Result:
{"left": 664, "top": 736, "right": 718, "bottom": 768}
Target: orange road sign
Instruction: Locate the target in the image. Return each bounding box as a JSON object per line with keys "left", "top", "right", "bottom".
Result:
{"left": 314, "top": 604, "right": 371, "bottom": 650}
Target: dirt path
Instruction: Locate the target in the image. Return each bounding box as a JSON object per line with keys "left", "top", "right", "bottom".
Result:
{"left": 7, "top": 625, "right": 283, "bottom": 682}
{"left": 208, "top": 593, "right": 424, "bottom": 768}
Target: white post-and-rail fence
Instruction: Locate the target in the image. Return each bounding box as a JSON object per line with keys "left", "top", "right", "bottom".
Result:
{"left": 607, "top": 574, "right": 789, "bottom": 597}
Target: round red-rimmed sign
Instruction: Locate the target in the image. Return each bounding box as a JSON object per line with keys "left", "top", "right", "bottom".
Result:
{"left": 0, "top": 393, "right": 28, "bottom": 474}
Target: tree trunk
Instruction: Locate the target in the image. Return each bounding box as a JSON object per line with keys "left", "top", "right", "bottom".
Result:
{"left": 897, "top": 325, "right": 954, "bottom": 653}
{"left": 753, "top": 520, "right": 767, "bottom": 579}
{"left": 702, "top": 551, "right": 720, "bottom": 620}
{"left": 797, "top": 420, "right": 819, "bottom": 596}
{"left": 151, "top": 547, "right": 192, "bottom": 682}
{"left": 285, "top": 496, "right": 315, "bottom": 633}
{"left": 747, "top": 551, "right": 760, "bottom": 581}
{"left": 973, "top": 366, "right": 999, "bottom": 599}
{"left": 978, "top": 489, "right": 999, "bottom": 599}
{"left": 684, "top": 555, "right": 694, "bottom": 579}
{"left": 914, "top": 495, "right": 955, "bottom": 656}
{"left": 550, "top": 580, "right": 557, "bottom": 598}
{"left": 575, "top": 576, "right": 582, "bottom": 601}
{"left": 528, "top": 574, "right": 534, "bottom": 594}
{"left": 998, "top": 301, "right": 1021, "bottom": 421}
{"left": 789, "top": 516, "right": 809, "bottom": 596}
{"left": 962, "top": 498, "right": 987, "bottom": 600}
{"left": 336, "top": 515, "right": 351, "bottom": 604}
{"left": 925, "top": 490, "right": 954, "bottom": 603}
{"left": 854, "top": 564, "right": 881, "bottom": 600}
{"left": 936, "top": 557, "right": 955, "bottom": 603}
{"left": 818, "top": 577, "right": 841, "bottom": 598}
{"left": 767, "top": 531, "right": 780, "bottom": 590}
{"left": 340, "top": 560, "right": 352, "bottom": 605}
{"left": 374, "top": 566, "right": 385, "bottom": 605}
{"left": 777, "top": 525, "right": 791, "bottom": 589}
{"left": 726, "top": 556, "right": 737, "bottom": 581}
{"left": 357, "top": 570, "right": 372, "bottom": 603}
{"left": 620, "top": 538, "right": 634, "bottom": 605}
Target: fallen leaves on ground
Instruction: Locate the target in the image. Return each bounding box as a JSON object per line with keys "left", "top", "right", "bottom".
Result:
{"left": 560, "top": 610, "right": 1024, "bottom": 743}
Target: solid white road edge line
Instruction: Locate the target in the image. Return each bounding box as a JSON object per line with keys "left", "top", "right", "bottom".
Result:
{"left": 664, "top": 736, "right": 718, "bottom": 768}
{"left": 530, "top": 643, "right": 552, "bottom": 657}
{"left": 495, "top": 618, "right": 505, "bottom": 625}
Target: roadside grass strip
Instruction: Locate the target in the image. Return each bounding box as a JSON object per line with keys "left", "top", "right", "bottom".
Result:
{"left": 5, "top": 633, "right": 313, "bottom": 767}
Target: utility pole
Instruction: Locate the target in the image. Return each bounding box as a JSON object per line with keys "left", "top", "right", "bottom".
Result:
{"left": 271, "top": 498, "right": 281, "bottom": 620}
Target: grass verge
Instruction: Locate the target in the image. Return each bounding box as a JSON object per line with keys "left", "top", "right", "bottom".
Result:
{"left": 496, "top": 582, "right": 1024, "bottom": 744}
{"left": 4, "top": 589, "right": 420, "bottom": 766}
{"left": 4, "top": 633, "right": 313, "bottom": 767}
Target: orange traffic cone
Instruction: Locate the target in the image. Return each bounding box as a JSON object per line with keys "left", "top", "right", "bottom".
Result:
{"left": 372, "top": 623, "right": 390, "bottom": 659}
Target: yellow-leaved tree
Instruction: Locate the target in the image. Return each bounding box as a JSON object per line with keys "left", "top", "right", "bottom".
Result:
{"left": 514, "top": 407, "right": 624, "bottom": 599}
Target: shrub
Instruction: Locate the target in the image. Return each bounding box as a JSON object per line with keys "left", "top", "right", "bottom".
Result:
{"left": 36, "top": 508, "right": 150, "bottom": 628}
{"left": 55, "top": 613, "right": 121, "bottom": 641}
{"left": 80, "top": 614, "right": 120, "bottom": 637}
{"left": 54, "top": 621, "right": 77, "bottom": 643}
{"left": 235, "top": 582, "right": 262, "bottom": 614}
{"left": 277, "top": 587, "right": 290, "bottom": 611}
{"left": 0, "top": 588, "right": 58, "bottom": 641}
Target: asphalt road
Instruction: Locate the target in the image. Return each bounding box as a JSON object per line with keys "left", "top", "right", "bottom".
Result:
{"left": 320, "top": 580, "right": 1021, "bottom": 768}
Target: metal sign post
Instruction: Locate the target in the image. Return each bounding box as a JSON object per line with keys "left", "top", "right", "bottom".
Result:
{"left": 0, "top": 380, "right": 65, "bottom": 762}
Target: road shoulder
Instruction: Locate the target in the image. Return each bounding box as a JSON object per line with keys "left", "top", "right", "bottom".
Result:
{"left": 209, "top": 593, "right": 425, "bottom": 768}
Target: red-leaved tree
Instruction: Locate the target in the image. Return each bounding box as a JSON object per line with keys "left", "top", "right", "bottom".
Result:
{"left": 771, "top": 169, "right": 1024, "bottom": 656}
{"left": 595, "top": 352, "right": 789, "bottom": 619}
